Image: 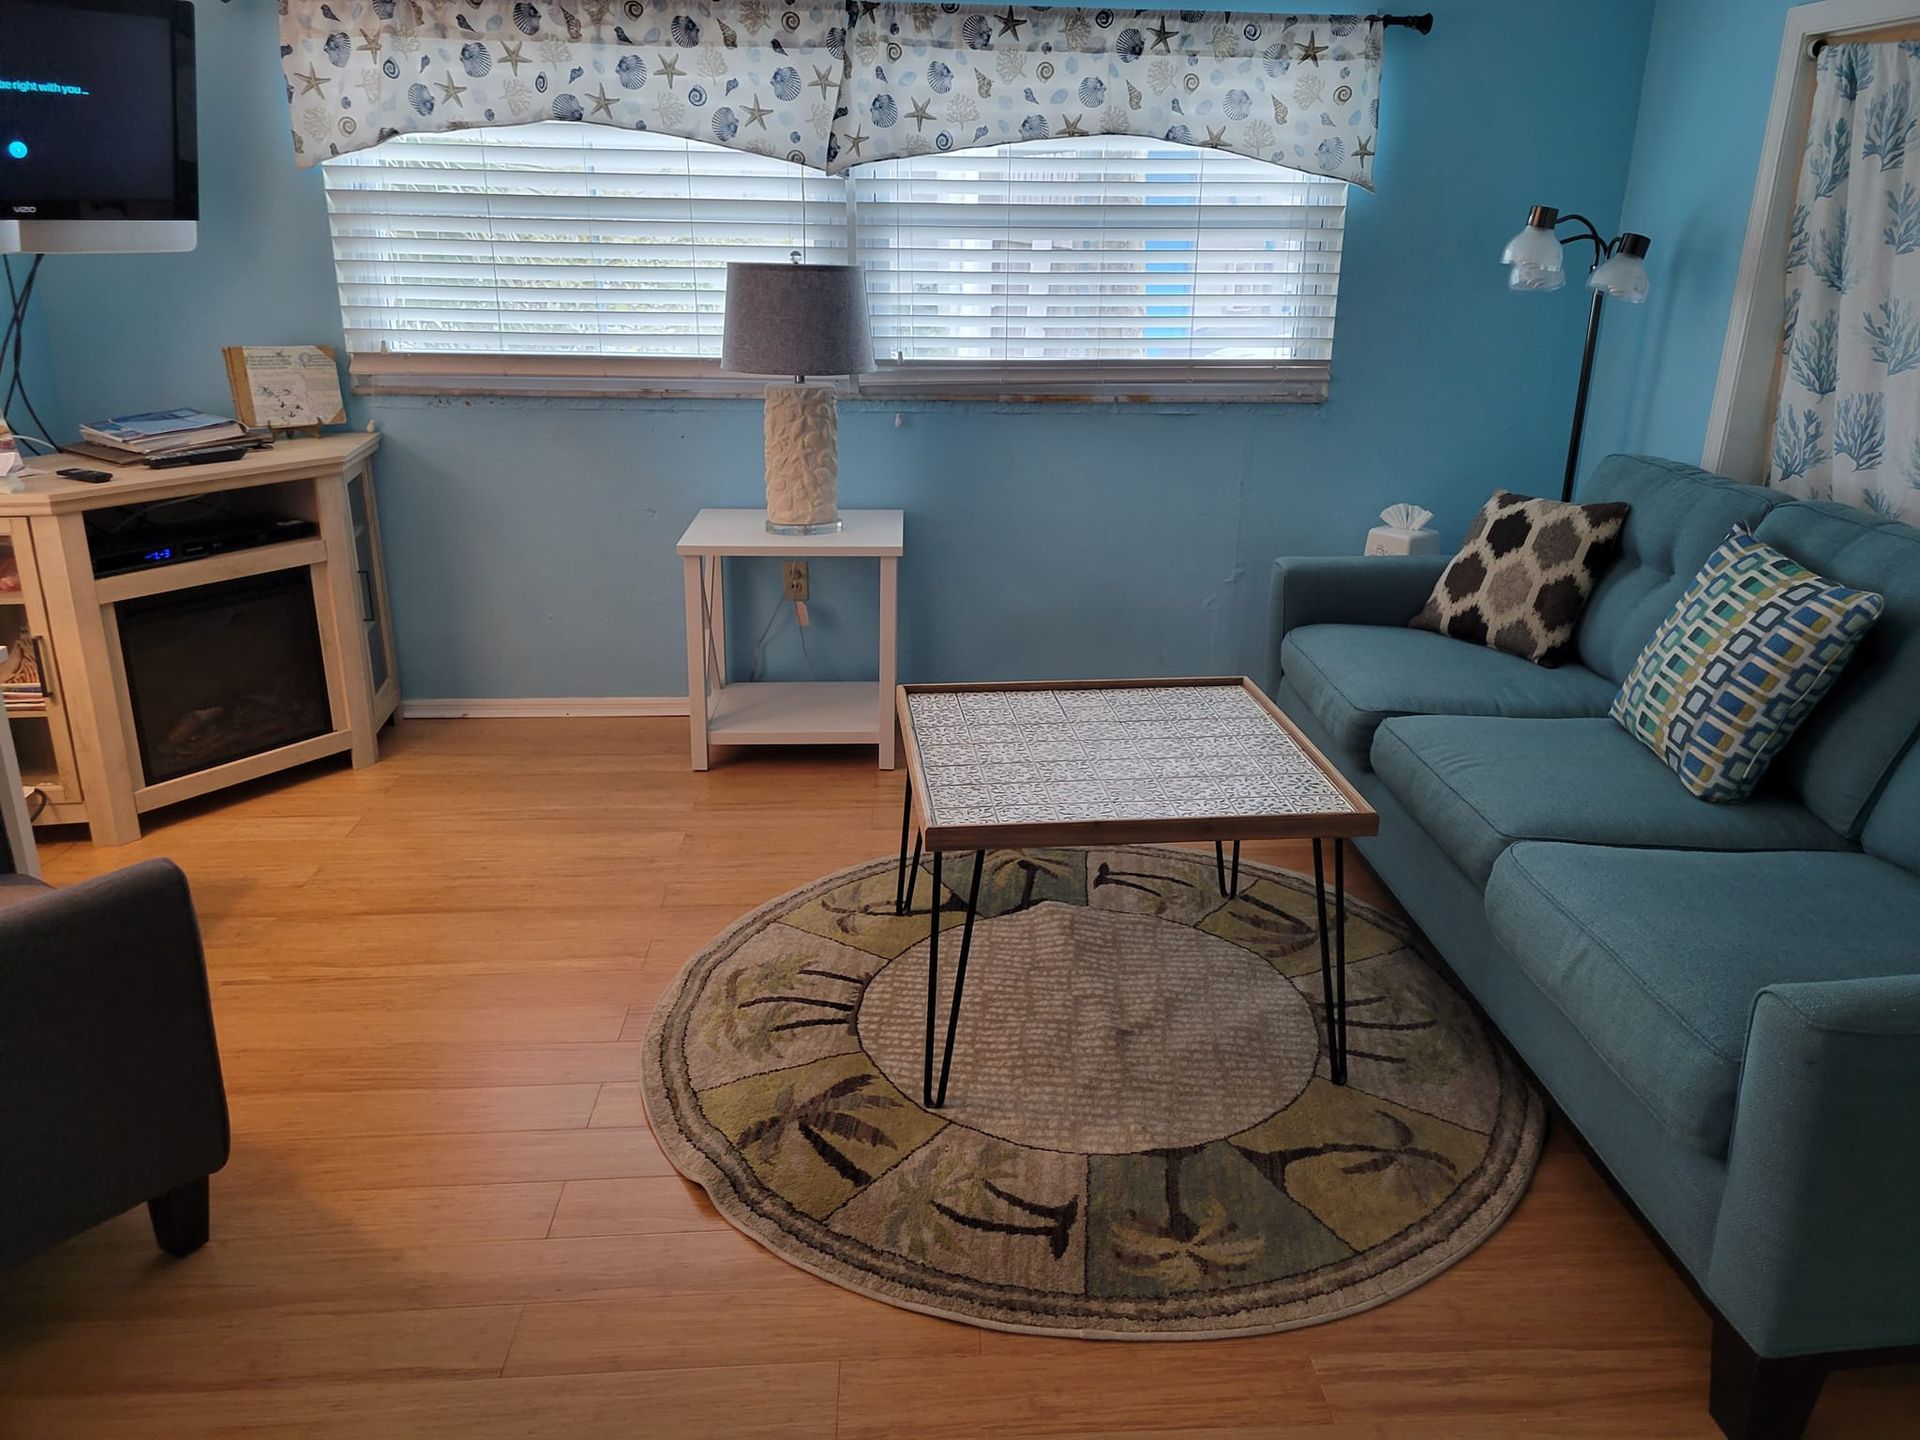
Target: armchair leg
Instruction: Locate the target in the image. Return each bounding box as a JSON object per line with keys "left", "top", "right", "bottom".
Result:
{"left": 147, "top": 1175, "right": 210, "bottom": 1258}
{"left": 1709, "top": 1317, "right": 1826, "bottom": 1440}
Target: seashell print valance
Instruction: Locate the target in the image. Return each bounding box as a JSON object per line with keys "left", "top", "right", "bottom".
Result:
{"left": 279, "top": 3, "right": 1385, "bottom": 186}
{"left": 280, "top": 1, "right": 850, "bottom": 170}
{"left": 831, "top": 7, "right": 1382, "bottom": 184}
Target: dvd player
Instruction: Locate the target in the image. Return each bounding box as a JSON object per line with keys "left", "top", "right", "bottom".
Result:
{"left": 90, "top": 512, "right": 319, "bottom": 578}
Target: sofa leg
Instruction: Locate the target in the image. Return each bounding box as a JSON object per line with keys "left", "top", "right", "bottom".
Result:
{"left": 147, "top": 1175, "right": 210, "bottom": 1258}
{"left": 1709, "top": 1317, "right": 1826, "bottom": 1440}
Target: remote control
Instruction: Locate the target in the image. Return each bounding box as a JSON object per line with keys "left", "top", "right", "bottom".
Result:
{"left": 146, "top": 446, "right": 247, "bottom": 469}
{"left": 56, "top": 468, "right": 114, "bottom": 484}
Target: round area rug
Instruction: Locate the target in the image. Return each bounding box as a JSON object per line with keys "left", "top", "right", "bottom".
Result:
{"left": 641, "top": 846, "right": 1545, "bottom": 1339}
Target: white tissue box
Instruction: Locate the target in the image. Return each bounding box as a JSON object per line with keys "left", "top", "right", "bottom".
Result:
{"left": 1366, "top": 525, "right": 1440, "bottom": 556}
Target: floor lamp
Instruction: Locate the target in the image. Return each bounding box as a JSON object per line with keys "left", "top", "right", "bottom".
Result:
{"left": 1502, "top": 206, "right": 1652, "bottom": 502}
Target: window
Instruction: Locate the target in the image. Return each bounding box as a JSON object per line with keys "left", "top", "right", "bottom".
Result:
{"left": 322, "top": 121, "right": 1347, "bottom": 401}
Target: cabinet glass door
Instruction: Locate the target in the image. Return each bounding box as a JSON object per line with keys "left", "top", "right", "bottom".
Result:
{"left": 0, "top": 522, "right": 35, "bottom": 710}
{"left": 1, "top": 520, "right": 51, "bottom": 730}
{"left": 0, "top": 517, "right": 83, "bottom": 816}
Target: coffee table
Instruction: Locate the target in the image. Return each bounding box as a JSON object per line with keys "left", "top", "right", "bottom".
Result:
{"left": 894, "top": 677, "right": 1379, "bottom": 1108}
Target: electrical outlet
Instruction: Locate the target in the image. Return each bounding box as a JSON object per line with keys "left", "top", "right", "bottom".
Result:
{"left": 783, "top": 562, "right": 809, "bottom": 601}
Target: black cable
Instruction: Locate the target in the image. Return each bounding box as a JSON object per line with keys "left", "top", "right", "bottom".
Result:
{"left": 0, "top": 257, "right": 21, "bottom": 422}
{"left": 20, "top": 259, "right": 59, "bottom": 448}
{"left": 4, "top": 256, "right": 52, "bottom": 443}
{"left": 2, "top": 258, "right": 33, "bottom": 431}
{"left": 2, "top": 256, "right": 27, "bottom": 417}
{"left": 3, "top": 256, "right": 54, "bottom": 448}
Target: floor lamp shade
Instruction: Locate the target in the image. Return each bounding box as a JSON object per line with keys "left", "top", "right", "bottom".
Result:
{"left": 1499, "top": 207, "right": 1653, "bottom": 501}
{"left": 723, "top": 263, "right": 875, "bottom": 535}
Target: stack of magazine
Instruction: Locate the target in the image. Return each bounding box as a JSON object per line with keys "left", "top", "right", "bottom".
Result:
{"left": 1, "top": 641, "right": 45, "bottom": 714}
{"left": 72, "top": 408, "right": 254, "bottom": 465}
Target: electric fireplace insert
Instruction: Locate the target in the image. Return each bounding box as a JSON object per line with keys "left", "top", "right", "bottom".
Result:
{"left": 116, "top": 569, "right": 332, "bottom": 785}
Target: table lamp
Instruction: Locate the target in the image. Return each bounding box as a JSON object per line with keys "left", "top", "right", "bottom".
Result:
{"left": 721, "top": 259, "right": 874, "bottom": 535}
{"left": 1500, "top": 205, "right": 1652, "bottom": 501}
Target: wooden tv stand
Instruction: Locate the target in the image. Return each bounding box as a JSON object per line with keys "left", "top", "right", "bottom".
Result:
{"left": 0, "top": 434, "right": 398, "bottom": 845}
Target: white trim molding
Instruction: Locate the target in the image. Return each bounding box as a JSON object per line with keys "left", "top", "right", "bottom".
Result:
{"left": 349, "top": 352, "right": 1330, "bottom": 406}
{"left": 1705, "top": 0, "right": 1920, "bottom": 479}
{"left": 400, "top": 697, "right": 692, "bottom": 720}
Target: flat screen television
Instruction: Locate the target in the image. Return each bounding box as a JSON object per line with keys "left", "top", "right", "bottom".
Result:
{"left": 0, "top": 0, "right": 198, "bottom": 254}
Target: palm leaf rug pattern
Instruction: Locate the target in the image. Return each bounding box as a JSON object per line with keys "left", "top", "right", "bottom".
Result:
{"left": 644, "top": 846, "right": 1544, "bottom": 1337}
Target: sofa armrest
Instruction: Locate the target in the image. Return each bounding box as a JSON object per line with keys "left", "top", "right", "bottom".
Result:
{"left": 1706, "top": 975, "right": 1920, "bottom": 1356}
{"left": 1268, "top": 555, "right": 1446, "bottom": 684}
{"left": 0, "top": 859, "right": 230, "bottom": 1268}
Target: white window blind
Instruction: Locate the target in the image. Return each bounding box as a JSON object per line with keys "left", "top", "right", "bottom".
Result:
{"left": 324, "top": 123, "right": 847, "bottom": 362}
{"left": 322, "top": 122, "right": 1346, "bottom": 400}
{"left": 854, "top": 140, "right": 1343, "bottom": 367}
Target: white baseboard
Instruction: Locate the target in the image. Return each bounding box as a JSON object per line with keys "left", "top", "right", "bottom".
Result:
{"left": 400, "top": 697, "right": 691, "bottom": 719}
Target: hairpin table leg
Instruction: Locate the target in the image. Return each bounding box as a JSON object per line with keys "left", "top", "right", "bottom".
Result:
{"left": 1333, "top": 837, "right": 1348, "bottom": 1084}
{"left": 1313, "top": 837, "right": 1348, "bottom": 1085}
{"left": 923, "top": 850, "right": 942, "bottom": 1106}
{"left": 932, "top": 849, "right": 985, "bottom": 1109}
{"left": 1214, "top": 840, "right": 1242, "bottom": 899}
{"left": 895, "top": 777, "right": 917, "bottom": 916}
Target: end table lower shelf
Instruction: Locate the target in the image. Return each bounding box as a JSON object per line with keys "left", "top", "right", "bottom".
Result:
{"left": 708, "top": 681, "right": 882, "bottom": 747}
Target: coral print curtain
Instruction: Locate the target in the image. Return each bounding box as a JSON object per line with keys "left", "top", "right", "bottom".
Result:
{"left": 1771, "top": 39, "right": 1920, "bottom": 521}
{"left": 278, "top": 3, "right": 1385, "bottom": 185}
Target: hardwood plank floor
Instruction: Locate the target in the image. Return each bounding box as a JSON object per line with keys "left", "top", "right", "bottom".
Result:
{"left": 4, "top": 717, "right": 1914, "bottom": 1437}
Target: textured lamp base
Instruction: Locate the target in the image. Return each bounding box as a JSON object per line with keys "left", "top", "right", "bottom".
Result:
{"left": 763, "top": 382, "right": 842, "bottom": 535}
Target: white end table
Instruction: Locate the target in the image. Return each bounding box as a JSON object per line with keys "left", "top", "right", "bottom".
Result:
{"left": 676, "top": 509, "right": 903, "bottom": 772}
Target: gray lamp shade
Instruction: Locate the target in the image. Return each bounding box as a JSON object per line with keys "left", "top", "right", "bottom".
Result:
{"left": 721, "top": 262, "right": 875, "bottom": 378}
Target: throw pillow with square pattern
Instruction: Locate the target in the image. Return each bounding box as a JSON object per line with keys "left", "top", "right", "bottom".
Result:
{"left": 1409, "top": 490, "right": 1630, "bottom": 665}
{"left": 1611, "top": 526, "right": 1884, "bottom": 802}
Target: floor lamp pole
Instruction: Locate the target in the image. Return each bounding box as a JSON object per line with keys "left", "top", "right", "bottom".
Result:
{"left": 1562, "top": 288, "right": 1605, "bottom": 504}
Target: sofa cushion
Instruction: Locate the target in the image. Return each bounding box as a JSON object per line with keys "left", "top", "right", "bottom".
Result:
{"left": 1485, "top": 843, "right": 1920, "bottom": 1157}
{"left": 1864, "top": 740, "right": 1920, "bottom": 874}
{"left": 1573, "top": 455, "right": 1785, "bottom": 683}
{"left": 1409, "top": 490, "right": 1629, "bottom": 665}
{"left": 1752, "top": 502, "right": 1920, "bottom": 837}
{"left": 1279, "top": 624, "right": 1619, "bottom": 770}
{"left": 1371, "top": 715, "right": 1848, "bottom": 886}
{"left": 1611, "top": 525, "right": 1885, "bottom": 802}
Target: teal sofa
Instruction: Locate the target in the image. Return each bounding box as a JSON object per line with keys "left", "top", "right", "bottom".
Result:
{"left": 1269, "top": 454, "right": 1920, "bottom": 1440}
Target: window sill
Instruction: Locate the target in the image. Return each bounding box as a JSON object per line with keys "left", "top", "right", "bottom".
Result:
{"left": 346, "top": 355, "right": 1330, "bottom": 406}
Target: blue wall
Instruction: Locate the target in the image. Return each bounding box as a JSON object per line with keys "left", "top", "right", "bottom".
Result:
{"left": 1586, "top": 0, "right": 1796, "bottom": 467}
{"left": 29, "top": 0, "right": 1655, "bottom": 700}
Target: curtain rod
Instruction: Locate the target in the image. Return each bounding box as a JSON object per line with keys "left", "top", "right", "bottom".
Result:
{"left": 1810, "top": 21, "right": 1920, "bottom": 55}
{"left": 241, "top": 0, "right": 1435, "bottom": 22}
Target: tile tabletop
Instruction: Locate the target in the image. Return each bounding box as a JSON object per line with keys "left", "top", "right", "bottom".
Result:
{"left": 902, "top": 681, "right": 1360, "bottom": 839}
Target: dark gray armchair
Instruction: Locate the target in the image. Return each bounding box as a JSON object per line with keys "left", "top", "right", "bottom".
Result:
{"left": 0, "top": 859, "right": 230, "bottom": 1269}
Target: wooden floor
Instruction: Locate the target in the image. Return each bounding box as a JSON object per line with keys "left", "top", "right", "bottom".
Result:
{"left": 3, "top": 718, "right": 1914, "bottom": 1437}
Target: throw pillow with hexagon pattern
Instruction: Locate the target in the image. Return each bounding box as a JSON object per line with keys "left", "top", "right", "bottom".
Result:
{"left": 1409, "top": 490, "right": 1630, "bottom": 666}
